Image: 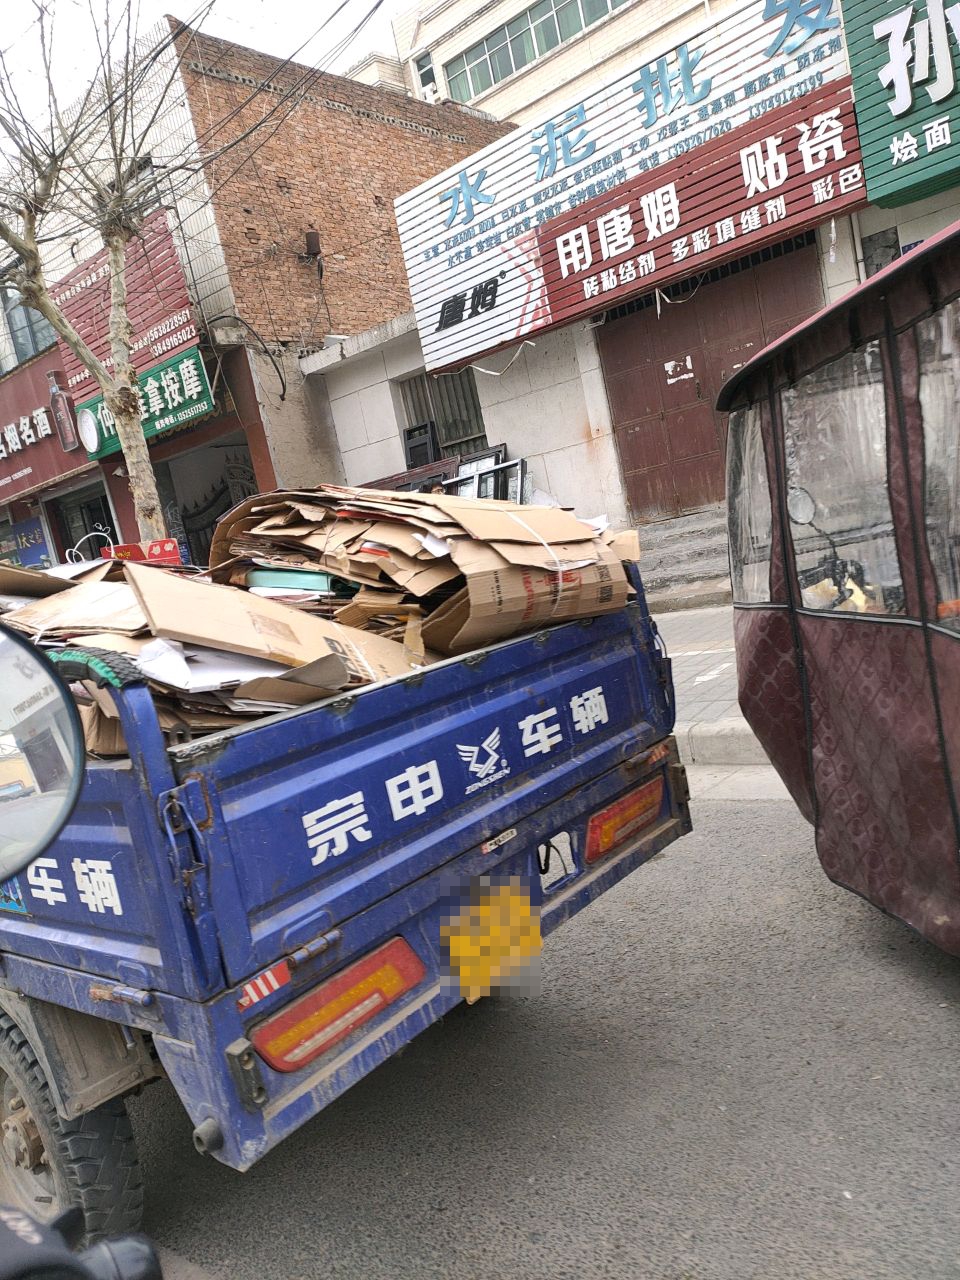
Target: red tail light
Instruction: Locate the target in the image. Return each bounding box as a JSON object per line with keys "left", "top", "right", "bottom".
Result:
{"left": 585, "top": 777, "right": 665, "bottom": 864}
{"left": 250, "top": 938, "right": 426, "bottom": 1072}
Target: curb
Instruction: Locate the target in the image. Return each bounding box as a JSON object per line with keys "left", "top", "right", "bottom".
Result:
{"left": 673, "top": 717, "right": 769, "bottom": 766}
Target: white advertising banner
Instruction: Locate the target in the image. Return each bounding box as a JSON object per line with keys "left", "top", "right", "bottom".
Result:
{"left": 396, "top": 0, "right": 848, "bottom": 371}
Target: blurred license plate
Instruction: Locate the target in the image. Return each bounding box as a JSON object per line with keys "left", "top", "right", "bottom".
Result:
{"left": 441, "top": 879, "right": 541, "bottom": 1003}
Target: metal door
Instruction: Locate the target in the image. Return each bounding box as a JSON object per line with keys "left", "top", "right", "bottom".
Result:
{"left": 599, "top": 243, "right": 823, "bottom": 522}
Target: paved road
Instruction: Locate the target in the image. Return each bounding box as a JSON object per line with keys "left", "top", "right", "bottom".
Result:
{"left": 132, "top": 769, "right": 960, "bottom": 1280}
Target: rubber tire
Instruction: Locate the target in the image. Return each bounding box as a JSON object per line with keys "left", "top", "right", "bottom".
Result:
{"left": 0, "top": 1013, "right": 143, "bottom": 1242}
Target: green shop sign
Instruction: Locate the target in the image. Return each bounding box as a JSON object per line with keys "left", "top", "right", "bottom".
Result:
{"left": 76, "top": 347, "right": 215, "bottom": 460}
{"left": 842, "top": 0, "right": 960, "bottom": 205}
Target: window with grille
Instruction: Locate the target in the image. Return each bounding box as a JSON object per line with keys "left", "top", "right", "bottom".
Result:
{"left": 443, "top": 0, "right": 632, "bottom": 101}
{"left": 0, "top": 275, "right": 57, "bottom": 374}
{"left": 397, "top": 368, "right": 488, "bottom": 458}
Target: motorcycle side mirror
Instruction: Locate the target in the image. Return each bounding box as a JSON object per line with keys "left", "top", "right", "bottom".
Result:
{"left": 0, "top": 625, "right": 84, "bottom": 882}
{"left": 787, "top": 487, "right": 817, "bottom": 526}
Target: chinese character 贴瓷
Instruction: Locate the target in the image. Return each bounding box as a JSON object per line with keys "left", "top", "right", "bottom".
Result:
{"left": 302, "top": 792, "right": 372, "bottom": 865}
{"left": 796, "top": 108, "right": 846, "bottom": 171}
{"left": 740, "top": 136, "right": 789, "bottom": 199}
{"left": 386, "top": 761, "right": 444, "bottom": 821}
{"left": 519, "top": 708, "right": 563, "bottom": 758}
{"left": 531, "top": 103, "right": 595, "bottom": 182}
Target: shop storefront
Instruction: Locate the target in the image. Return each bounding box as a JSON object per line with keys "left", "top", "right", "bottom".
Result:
{"left": 46, "top": 208, "right": 271, "bottom": 562}
{"left": 389, "top": 0, "right": 869, "bottom": 522}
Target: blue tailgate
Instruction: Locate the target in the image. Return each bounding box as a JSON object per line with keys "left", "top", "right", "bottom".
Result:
{"left": 169, "top": 601, "right": 673, "bottom": 988}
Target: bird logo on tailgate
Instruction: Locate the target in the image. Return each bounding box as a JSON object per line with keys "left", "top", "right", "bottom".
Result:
{"left": 457, "top": 727, "right": 503, "bottom": 779}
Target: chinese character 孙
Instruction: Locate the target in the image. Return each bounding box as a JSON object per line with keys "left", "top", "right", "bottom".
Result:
{"left": 556, "top": 225, "right": 593, "bottom": 278}
{"left": 72, "top": 859, "right": 122, "bottom": 915}
{"left": 436, "top": 292, "right": 467, "bottom": 331}
{"left": 531, "top": 103, "right": 596, "bottom": 182}
{"left": 469, "top": 276, "right": 500, "bottom": 316}
{"left": 570, "top": 687, "right": 609, "bottom": 735}
{"left": 796, "top": 108, "right": 846, "bottom": 171}
{"left": 519, "top": 709, "right": 563, "bottom": 758}
{"left": 874, "top": 0, "right": 960, "bottom": 117}
{"left": 763, "top": 0, "right": 839, "bottom": 57}
{"left": 386, "top": 761, "right": 444, "bottom": 821}
{"left": 32, "top": 408, "right": 52, "bottom": 439}
{"left": 632, "top": 43, "right": 712, "bottom": 129}
{"left": 890, "top": 128, "right": 920, "bottom": 163}
{"left": 639, "top": 182, "right": 681, "bottom": 241}
{"left": 740, "top": 136, "right": 789, "bottom": 199}
{"left": 27, "top": 858, "right": 66, "bottom": 906}
{"left": 440, "top": 168, "right": 496, "bottom": 228}
{"left": 179, "top": 357, "right": 205, "bottom": 400}
{"left": 597, "top": 206, "right": 636, "bottom": 261}
{"left": 302, "top": 792, "right": 372, "bottom": 865}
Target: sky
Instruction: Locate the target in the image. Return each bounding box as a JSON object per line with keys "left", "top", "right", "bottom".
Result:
{"left": 2, "top": 0, "right": 412, "bottom": 125}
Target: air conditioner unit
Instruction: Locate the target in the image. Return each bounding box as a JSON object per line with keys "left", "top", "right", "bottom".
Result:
{"left": 420, "top": 81, "right": 440, "bottom": 103}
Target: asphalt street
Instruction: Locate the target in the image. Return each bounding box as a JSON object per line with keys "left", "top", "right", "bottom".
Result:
{"left": 132, "top": 769, "right": 960, "bottom": 1280}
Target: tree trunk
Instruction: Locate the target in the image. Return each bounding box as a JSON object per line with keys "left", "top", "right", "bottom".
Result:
{"left": 104, "top": 231, "right": 166, "bottom": 542}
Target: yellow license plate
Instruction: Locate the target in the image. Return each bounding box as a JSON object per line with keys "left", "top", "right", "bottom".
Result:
{"left": 441, "top": 878, "right": 542, "bottom": 1003}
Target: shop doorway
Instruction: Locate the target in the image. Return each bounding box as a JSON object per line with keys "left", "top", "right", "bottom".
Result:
{"left": 49, "top": 482, "right": 118, "bottom": 560}
{"left": 598, "top": 237, "right": 824, "bottom": 523}
{"left": 158, "top": 432, "right": 257, "bottom": 565}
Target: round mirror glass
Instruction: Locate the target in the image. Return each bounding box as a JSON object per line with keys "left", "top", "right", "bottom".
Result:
{"left": 0, "top": 627, "right": 84, "bottom": 883}
{"left": 786, "top": 487, "right": 817, "bottom": 526}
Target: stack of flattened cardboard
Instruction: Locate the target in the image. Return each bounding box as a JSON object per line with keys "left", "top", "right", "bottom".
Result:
{"left": 5, "top": 561, "right": 430, "bottom": 755}
{"left": 209, "top": 485, "right": 637, "bottom": 655}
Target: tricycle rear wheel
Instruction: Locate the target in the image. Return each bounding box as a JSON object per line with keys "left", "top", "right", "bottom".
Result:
{"left": 0, "top": 1012, "right": 143, "bottom": 1241}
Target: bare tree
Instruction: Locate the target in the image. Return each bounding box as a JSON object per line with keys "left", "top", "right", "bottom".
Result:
{"left": 0, "top": 3, "right": 213, "bottom": 540}
{"left": 0, "top": 0, "right": 385, "bottom": 542}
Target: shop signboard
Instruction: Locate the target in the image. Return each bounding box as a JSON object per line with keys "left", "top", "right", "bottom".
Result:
{"left": 51, "top": 207, "right": 199, "bottom": 403}
{"left": 76, "top": 347, "right": 215, "bottom": 460}
{"left": 538, "top": 81, "right": 864, "bottom": 323}
{"left": 396, "top": 0, "right": 854, "bottom": 371}
{"left": 0, "top": 350, "right": 95, "bottom": 505}
{"left": 0, "top": 518, "right": 52, "bottom": 568}
{"left": 840, "top": 0, "right": 960, "bottom": 204}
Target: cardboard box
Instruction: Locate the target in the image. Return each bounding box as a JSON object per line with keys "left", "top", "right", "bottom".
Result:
{"left": 124, "top": 562, "right": 423, "bottom": 683}
{"left": 7, "top": 581, "right": 148, "bottom": 637}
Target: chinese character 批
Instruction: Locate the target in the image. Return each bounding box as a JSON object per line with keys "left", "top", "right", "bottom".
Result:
{"left": 632, "top": 43, "right": 712, "bottom": 129}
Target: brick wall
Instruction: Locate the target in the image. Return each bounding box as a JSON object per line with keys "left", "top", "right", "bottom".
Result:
{"left": 173, "top": 25, "right": 513, "bottom": 347}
